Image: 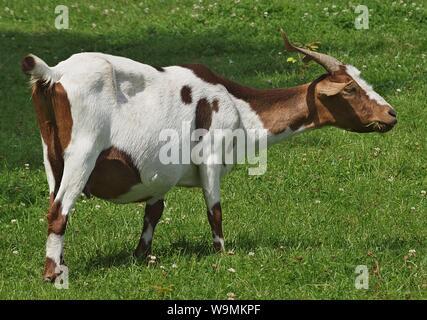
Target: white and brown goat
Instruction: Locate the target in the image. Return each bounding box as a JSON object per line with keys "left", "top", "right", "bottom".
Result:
{"left": 22, "top": 32, "right": 397, "bottom": 281}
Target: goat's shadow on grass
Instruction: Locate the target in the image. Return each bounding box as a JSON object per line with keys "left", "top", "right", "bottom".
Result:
{"left": 84, "top": 238, "right": 215, "bottom": 272}
{"left": 82, "top": 232, "right": 424, "bottom": 273}
{"left": 83, "top": 234, "right": 317, "bottom": 272}
{"left": 84, "top": 249, "right": 135, "bottom": 271}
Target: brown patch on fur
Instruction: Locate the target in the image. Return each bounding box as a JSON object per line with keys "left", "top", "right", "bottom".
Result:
{"left": 134, "top": 199, "right": 165, "bottom": 258}
{"left": 21, "top": 55, "right": 35, "bottom": 74}
{"left": 43, "top": 257, "right": 58, "bottom": 281}
{"left": 85, "top": 147, "right": 141, "bottom": 200}
{"left": 180, "top": 85, "right": 193, "bottom": 104}
{"left": 32, "top": 81, "right": 73, "bottom": 194}
{"left": 212, "top": 99, "right": 219, "bottom": 112}
{"left": 154, "top": 66, "right": 165, "bottom": 72}
{"left": 195, "top": 98, "right": 213, "bottom": 131}
{"left": 207, "top": 202, "right": 224, "bottom": 252}
{"left": 47, "top": 200, "right": 68, "bottom": 235}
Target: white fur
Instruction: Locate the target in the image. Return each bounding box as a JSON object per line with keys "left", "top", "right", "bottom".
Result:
{"left": 46, "top": 234, "right": 64, "bottom": 265}
{"left": 345, "top": 65, "right": 390, "bottom": 106}
{"left": 41, "top": 138, "right": 55, "bottom": 194}
{"left": 29, "top": 54, "right": 61, "bottom": 87}
{"left": 213, "top": 235, "right": 225, "bottom": 249}
{"left": 142, "top": 223, "right": 153, "bottom": 245}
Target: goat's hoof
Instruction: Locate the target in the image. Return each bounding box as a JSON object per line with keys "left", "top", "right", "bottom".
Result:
{"left": 133, "top": 248, "right": 150, "bottom": 260}
{"left": 213, "top": 243, "right": 225, "bottom": 253}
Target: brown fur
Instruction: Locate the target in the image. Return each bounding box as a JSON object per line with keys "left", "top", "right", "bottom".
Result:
{"left": 85, "top": 147, "right": 141, "bottom": 200}
{"left": 134, "top": 200, "right": 165, "bottom": 258}
{"left": 207, "top": 202, "right": 224, "bottom": 252}
{"left": 154, "top": 66, "right": 165, "bottom": 72}
{"left": 195, "top": 98, "right": 213, "bottom": 131}
{"left": 32, "top": 81, "right": 73, "bottom": 195}
{"left": 212, "top": 99, "right": 219, "bottom": 112}
{"left": 22, "top": 56, "right": 35, "bottom": 74}
{"left": 181, "top": 85, "right": 193, "bottom": 104}
{"left": 47, "top": 200, "right": 68, "bottom": 235}
{"left": 43, "top": 257, "right": 58, "bottom": 281}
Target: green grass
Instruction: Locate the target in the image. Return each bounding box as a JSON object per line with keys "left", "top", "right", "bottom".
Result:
{"left": 0, "top": 0, "right": 426, "bottom": 299}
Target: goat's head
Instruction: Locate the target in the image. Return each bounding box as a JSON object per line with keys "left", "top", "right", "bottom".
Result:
{"left": 281, "top": 30, "right": 397, "bottom": 133}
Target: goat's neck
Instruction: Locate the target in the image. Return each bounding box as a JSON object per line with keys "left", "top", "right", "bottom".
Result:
{"left": 230, "top": 80, "right": 329, "bottom": 145}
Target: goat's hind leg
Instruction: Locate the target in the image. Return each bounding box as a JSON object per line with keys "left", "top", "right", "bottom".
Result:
{"left": 43, "top": 145, "right": 99, "bottom": 281}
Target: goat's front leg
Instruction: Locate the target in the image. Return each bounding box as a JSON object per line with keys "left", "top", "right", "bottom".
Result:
{"left": 43, "top": 146, "right": 99, "bottom": 282}
{"left": 200, "top": 163, "right": 225, "bottom": 252}
{"left": 134, "top": 199, "right": 165, "bottom": 258}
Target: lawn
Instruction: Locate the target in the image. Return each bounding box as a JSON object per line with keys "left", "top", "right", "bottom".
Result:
{"left": 0, "top": 0, "right": 426, "bottom": 299}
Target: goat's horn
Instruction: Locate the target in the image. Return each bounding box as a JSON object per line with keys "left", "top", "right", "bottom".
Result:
{"left": 280, "top": 29, "right": 343, "bottom": 73}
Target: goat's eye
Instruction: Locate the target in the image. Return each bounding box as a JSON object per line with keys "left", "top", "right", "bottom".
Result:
{"left": 344, "top": 83, "right": 357, "bottom": 93}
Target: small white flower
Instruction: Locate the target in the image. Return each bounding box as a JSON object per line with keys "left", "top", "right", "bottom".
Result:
{"left": 95, "top": 204, "right": 101, "bottom": 209}
{"left": 314, "top": 199, "right": 321, "bottom": 204}
{"left": 11, "top": 219, "right": 17, "bottom": 224}
{"left": 409, "top": 249, "right": 416, "bottom": 254}
{"left": 39, "top": 218, "right": 44, "bottom": 222}
{"left": 171, "top": 263, "right": 178, "bottom": 268}
{"left": 420, "top": 190, "right": 426, "bottom": 196}
{"left": 410, "top": 207, "right": 416, "bottom": 211}
{"left": 248, "top": 251, "right": 255, "bottom": 256}
{"left": 12, "top": 250, "right": 19, "bottom": 255}
{"left": 227, "top": 268, "right": 236, "bottom": 273}
{"left": 339, "top": 188, "right": 344, "bottom": 192}
{"left": 227, "top": 292, "right": 236, "bottom": 300}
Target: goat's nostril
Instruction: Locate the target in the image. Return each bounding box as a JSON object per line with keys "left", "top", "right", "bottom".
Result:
{"left": 388, "top": 109, "right": 397, "bottom": 117}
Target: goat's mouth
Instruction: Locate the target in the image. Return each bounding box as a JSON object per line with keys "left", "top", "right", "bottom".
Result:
{"left": 365, "top": 121, "right": 396, "bottom": 133}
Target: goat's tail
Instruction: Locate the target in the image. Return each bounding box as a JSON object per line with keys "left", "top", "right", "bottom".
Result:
{"left": 21, "top": 54, "right": 60, "bottom": 86}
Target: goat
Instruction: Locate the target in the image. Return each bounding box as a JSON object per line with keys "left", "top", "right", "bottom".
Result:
{"left": 21, "top": 31, "right": 397, "bottom": 281}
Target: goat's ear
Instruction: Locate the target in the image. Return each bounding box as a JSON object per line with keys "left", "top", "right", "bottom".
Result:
{"left": 317, "top": 80, "right": 352, "bottom": 96}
